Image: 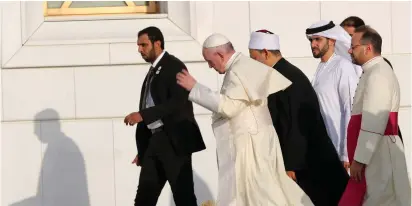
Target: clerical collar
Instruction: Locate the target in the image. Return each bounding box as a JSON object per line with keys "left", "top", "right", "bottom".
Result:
{"left": 151, "top": 50, "right": 166, "bottom": 68}
{"left": 362, "top": 56, "right": 383, "bottom": 71}
{"left": 224, "top": 52, "right": 241, "bottom": 72}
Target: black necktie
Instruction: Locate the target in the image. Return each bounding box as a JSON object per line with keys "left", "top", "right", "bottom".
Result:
{"left": 142, "top": 66, "right": 156, "bottom": 109}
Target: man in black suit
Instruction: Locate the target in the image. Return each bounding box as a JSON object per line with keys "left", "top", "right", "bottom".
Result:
{"left": 248, "top": 30, "right": 349, "bottom": 206}
{"left": 124, "top": 26, "right": 206, "bottom": 206}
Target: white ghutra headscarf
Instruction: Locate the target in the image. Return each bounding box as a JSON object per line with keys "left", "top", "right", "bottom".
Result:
{"left": 306, "top": 20, "right": 362, "bottom": 77}
{"left": 306, "top": 20, "right": 352, "bottom": 61}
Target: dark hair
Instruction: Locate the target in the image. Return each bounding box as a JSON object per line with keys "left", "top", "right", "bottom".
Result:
{"left": 340, "top": 16, "right": 365, "bottom": 28}
{"left": 355, "top": 25, "right": 382, "bottom": 54}
{"left": 138, "top": 26, "right": 165, "bottom": 49}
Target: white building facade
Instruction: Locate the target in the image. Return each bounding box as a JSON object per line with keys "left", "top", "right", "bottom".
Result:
{"left": 1, "top": 1, "right": 410, "bottom": 206}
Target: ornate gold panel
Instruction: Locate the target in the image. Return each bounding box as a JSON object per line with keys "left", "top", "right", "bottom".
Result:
{"left": 44, "top": 1, "right": 157, "bottom": 16}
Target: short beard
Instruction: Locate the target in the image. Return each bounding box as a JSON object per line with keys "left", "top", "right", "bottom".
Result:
{"left": 312, "top": 43, "right": 329, "bottom": 59}
{"left": 143, "top": 48, "right": 157, "bottom": 63}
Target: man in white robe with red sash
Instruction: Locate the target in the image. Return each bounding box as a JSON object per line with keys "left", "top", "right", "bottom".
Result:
{"left": 176, "top": 33, "right": 313, "bottom": 206}
{"left": 339, "top": 25, "right": 411, "bottom": 206}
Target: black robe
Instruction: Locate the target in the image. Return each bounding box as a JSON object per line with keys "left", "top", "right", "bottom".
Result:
{"left": 268, "top": 58, "right": 349, "bottom": 206}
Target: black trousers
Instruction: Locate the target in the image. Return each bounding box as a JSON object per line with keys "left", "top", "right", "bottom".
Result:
{"left": 296, "top": 170, "right": 339, "bottom": 206}
{"left": 134, "top": 131, "right": 197, "bottom": 206}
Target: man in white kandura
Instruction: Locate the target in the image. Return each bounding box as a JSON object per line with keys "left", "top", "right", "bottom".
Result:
{"left": 339, "top": 25, "right": 411, "bottom": 206}
{"left": 176, "top": 33, "right": 314, "bottom": 206}
{"left": 306, "top": 20, "right": 360, "bottom": 170}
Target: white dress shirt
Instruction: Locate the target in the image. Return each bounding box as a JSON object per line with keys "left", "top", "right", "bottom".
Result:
{"left": 144, "top": 51, "right": 166, "bottom": 130}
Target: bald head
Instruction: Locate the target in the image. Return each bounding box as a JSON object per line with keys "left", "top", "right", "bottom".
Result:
{"left": 201, "top": 33, "right": 236, "bottom": 74}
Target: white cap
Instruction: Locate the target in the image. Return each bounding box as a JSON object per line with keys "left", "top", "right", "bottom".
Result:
{"left": 203, "top": 33, "right": 230, "bottom": 48}
{"left": 248, "top": 29, "right": 280, "bottom": 50}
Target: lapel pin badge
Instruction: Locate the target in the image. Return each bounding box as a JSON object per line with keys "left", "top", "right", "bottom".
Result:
{"left": 156, "top": 66, "right": 162, "bottom": 74}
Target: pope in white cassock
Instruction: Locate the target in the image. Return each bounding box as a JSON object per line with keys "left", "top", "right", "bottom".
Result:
{"left": 338, "top": 25, "right": 411, "bottom": 206}
{"left": 176, "top": 33, "right": 314, "bottom": 206}
{"left": 306, "top": 20, "right": 360, "bottom": 169}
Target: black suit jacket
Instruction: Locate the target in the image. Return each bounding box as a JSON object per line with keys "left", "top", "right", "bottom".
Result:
{"left": 135, "top": 52, "right": 206, "bottom": 160}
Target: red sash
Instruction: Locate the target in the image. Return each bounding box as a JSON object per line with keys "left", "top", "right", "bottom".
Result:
{"left": 338, "top": 112, "right": 399, "bottom": 206}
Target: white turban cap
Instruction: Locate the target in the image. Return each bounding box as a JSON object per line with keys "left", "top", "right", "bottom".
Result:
{"left": 248, "top": 29, "right": 280, "bottom": 50}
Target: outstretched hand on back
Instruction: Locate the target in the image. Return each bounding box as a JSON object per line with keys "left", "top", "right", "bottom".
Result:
{"left": 176, "top": 69, "right": 197, "bottom": 91}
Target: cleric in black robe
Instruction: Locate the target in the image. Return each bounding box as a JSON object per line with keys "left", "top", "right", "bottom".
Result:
{"left": 248, "top": 29, "right": 349, "bottom": 206}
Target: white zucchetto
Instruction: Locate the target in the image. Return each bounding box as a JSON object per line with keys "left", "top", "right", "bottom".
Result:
{"left": 203, "top": 33, "right": 231, "bottom": 48}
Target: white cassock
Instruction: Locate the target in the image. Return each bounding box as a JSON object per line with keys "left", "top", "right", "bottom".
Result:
{"left": 311, "top": 53, "right": 359, "bottom": 162}
{"left": 189, "top": 52, "right": 314, "bottom": 206}
{"left": 339, "top": 56, "right": 411, "bottom": 206}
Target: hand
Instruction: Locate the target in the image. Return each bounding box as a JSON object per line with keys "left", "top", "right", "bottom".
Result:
{"left": 132, "top": 154, "right": 140, "bottom": 166}
{"left": 286, "top": 171, "right": 296, "bottom": 181}
{"left": 342, "top": 161, "right": 350, "bottom": 172}
{"left": 349, "top": 160, "right": 365, "bottom": 182}
{"left": 176, "top": 69, "right": 197, "bottom": 91}
{"left": 124, "top": 112, "right": 143, "bottom": 126}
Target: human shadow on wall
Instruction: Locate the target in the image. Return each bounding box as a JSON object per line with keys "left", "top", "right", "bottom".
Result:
{"left": 168, "top": 171, "right": 214, "bottom": 206}
{"left": 10, "top": 109, "right": 90, "bottom": 206}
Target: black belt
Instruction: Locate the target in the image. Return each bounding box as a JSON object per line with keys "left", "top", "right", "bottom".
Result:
{"left": 151, "top": 126, "right": 164, "bottom": 134}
